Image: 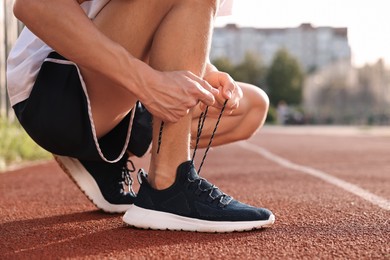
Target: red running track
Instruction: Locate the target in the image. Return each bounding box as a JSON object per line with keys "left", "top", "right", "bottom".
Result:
{"left": 0, "top": 126, "right": 389, "bottom": 259}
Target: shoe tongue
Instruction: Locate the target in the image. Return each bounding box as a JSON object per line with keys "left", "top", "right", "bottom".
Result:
{"left": 177, "top": 161, "right": 198, "bottom": 181}
{"left": 176, "top": 161, "right": 224, "bottom": 198}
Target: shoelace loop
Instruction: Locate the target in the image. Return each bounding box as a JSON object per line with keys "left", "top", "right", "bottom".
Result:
{"left": 121, "top": 159, "right": 136, "bottom": 197}
{"left": 187, "top": 176, "right": 232, "bottom": 207}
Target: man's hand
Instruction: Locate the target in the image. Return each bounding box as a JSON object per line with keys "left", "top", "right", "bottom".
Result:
{"left": 139, "top": 69, "right": 219, "bottom": 123}
{"left": 203, "top": 70, "right": 243, "bottom": 116}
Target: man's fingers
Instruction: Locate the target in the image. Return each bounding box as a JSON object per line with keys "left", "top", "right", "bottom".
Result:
{"left": 194, "top": 79, "right": 218, "bottom": 106}
{"left": 222, "top": 78, "right": 236, "bottom": 100}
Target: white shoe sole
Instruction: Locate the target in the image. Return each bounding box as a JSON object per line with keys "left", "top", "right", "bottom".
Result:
{"left": 123, "top": 205, "right": 275, "bottom": 233}
{"left": 54, "top": 155, "right": 132, "bottom": 213}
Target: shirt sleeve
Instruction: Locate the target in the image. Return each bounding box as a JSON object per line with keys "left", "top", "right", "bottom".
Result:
{"left": 216, "top": 0, "right": 234, "bottom": 17}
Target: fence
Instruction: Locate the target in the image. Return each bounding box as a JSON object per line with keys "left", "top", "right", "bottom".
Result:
{"left": 1, "top": 0, "right": 22, "bottom": 120}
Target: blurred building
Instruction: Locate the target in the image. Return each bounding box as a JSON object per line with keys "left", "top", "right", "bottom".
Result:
{"left": 211, "top": 23, "right": 351, "bottom": 72}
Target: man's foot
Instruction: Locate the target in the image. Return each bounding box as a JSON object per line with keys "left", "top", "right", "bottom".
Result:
{"left": 54, "top": 155, "right": 136, "bottom": 213}
{"left": 123, "top": 161, "right": 275, "bottom": 232}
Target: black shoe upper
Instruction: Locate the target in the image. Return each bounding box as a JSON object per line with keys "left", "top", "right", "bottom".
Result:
{"left": 135, "top": 161, "right": 272, "bottom": 222}
{"left": 79, "top": 155, "right": 136, "bottom": 205}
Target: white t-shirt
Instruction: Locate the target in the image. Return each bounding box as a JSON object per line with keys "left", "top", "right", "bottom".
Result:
{"left": 7, "top": 0, "right": 234, "bottom": 106}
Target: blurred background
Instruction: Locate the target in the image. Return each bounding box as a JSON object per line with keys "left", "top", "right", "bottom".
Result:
{"left": 211, "top": 0, "right": 390, "bottom": 125}
{"left": 0, "top": 0, "right": 389, "bottom": 168}
{"left": 0, "top": 0, "right": 43, "bottom": 170}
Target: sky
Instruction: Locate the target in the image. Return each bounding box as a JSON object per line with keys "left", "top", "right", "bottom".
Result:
{"left": 215, "top": 0, "right": 390, "bottom": 67}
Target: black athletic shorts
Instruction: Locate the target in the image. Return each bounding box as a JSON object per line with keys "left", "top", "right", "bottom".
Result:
{"left": 13, "top": 52, "right": 153, "bottom": 162}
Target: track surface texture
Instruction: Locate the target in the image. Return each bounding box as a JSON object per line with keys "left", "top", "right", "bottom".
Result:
{"left": 1, "top": 126, "right": 389, "bottom": 259}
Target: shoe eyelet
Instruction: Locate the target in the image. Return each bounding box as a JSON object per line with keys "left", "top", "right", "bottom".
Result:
{"left": 208, "top": 192, "right": 217, "bottom": 201}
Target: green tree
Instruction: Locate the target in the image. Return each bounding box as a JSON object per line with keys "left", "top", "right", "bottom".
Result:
{"left": 232, "top": 52, "right": 265, "bottom": 86}
{"left": 212, "top": 57, "right": 235, "bottom": 76}
{"left": 266, "top": 49, "right": 304, "bottom": 106}
{"left": 212, "top": 52, "right": 265, "bottom": 86}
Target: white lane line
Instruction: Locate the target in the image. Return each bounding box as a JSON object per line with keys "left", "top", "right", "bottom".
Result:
{"left": 239, "top": 141, "right": 390, "bottom": 211}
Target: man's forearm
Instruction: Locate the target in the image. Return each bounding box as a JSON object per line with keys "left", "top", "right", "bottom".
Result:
{"left": 13, "top": 0, "right": 152, "bottom": 98}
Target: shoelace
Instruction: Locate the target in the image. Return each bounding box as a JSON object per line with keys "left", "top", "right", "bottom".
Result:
{"left": 157, "top": 99, "right": 228, "bottom": 174}
{"left": 157, "top": 100, "right": 231, "bottom": 207}
{"left": 121, "top": 159, "right": 136, "bottom": 197}
{"left": 187, "top": 174, "right": 233, "bottom": 207}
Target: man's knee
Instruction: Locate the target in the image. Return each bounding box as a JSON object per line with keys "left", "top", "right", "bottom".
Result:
{"left": 236, "top": 83, "right": 269, "bottom": 140}
{"left": 240, "top": 82, "right": 269, "bottom": 116}
{"left": 254, "top": 86, "right": 270, "bottom": 114}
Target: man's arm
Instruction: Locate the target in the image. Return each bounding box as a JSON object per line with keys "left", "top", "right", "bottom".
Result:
{"left": 13, "top": 0, "right": 217, "bottom": 122}
{"left": 14, "top": 0, "right": 150, "bottom": 96}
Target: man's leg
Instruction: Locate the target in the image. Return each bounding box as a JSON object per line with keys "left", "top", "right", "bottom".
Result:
{"left": 123, "top": 1, "right": 275, "bottom": 231}
{"left": 78, "top": 0, "right": 195, "bottom": 138}
{"left": 55, "top": 0, "right": 215, "bottom": 212}
{"left": 72, "top": 0, "right": 211, "bottom": 188}
{"left": 119, "top": 0, "right": 276, "bottom": 231}
{"left": 192, "top": 82, "right": 269, "bottom": 148}
{"left": 146, "top": 0, "right": 218, "bottom": 189}
{"left": 85, "top": 0, "right": 218, "bottom": 189}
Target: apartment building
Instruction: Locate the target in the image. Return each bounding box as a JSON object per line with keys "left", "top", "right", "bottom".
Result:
{"left": 211, "top": 23, "right": 351, "bottom": 72}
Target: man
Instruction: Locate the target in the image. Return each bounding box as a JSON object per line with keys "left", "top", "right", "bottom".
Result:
{"left": 8, "top": 0, "right": 275, "bottom": 232}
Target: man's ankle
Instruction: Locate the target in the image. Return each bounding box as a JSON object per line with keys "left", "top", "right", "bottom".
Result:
{"left": 147, "top": 169, "right": 177, "bottom": 190}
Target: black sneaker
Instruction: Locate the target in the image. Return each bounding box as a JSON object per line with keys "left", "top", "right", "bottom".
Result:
{"left": 54, "top": 154, "right": 136, "bottom": 213}
{"left": 123, "top": 161, "right": 275, "bottom": 232}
